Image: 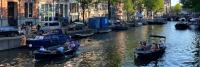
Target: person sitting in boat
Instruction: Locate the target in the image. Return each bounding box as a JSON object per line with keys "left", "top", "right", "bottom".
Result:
{"left": 57, "top": 46, "right": 65, "bottom": 53}
{"left": 68, "top": 41, "right": 76, "bottom": 51}
{"left": 138, "top": 41, "right": 147, "bottom": 50}
{"left": 152, "top": 43, "right": 160, "bottom": 51}
{"left": 138, "top": 41, "right": 143, "bottom": 48}
{"left": 39, "top": 46, "right": 47, "bottom": 53}
{"left": 142, "top": 41, "right": 147, "bottom": 50}
{"left": 159, "top": 40, "right": 164, "bottom": 47}
{"left": 74, "top": 41, "right": 80, "bottom": 47}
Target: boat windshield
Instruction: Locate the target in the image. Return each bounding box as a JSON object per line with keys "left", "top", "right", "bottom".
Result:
{"left": 34, "top": 36, "right": 44, "bottom": 40}
{"left": 148, "top": 35, "right": 166, "bottom": 44}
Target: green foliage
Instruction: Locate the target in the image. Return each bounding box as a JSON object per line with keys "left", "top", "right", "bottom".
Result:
{"left": 156, "top": 0, "right": 164, "bottom": 12}
{"left": 100, "top": 0, "right": 119, "bottom": 5}
{"left": 134, "top": 0, "right": 145, "bottom": 8}
{"left": 181, "top": 0, "right": 200, "bottom": 11}
{"left": 124, "top": 0, "right": 135, "bottom": 13}
{"left": 144, "top": 0, "right": 164, "bottom": 12}
{"left": 79, "top": 0, "right": 92, "bottom": 9}
{"left": 111, "top": 0, "right": 121, "bottom": 5}
{"left": 172, "top": 3, "right": 182, "bottom": 13}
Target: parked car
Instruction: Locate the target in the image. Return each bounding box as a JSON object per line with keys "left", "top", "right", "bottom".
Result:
{"left": 41, "top": 21, "right": 61, "bottom": 31}
{"left": 68, "top": 21, "right": 85, "bottom": 31}
{"left": 0, "top": 26, "right": 19, "bottom": 37}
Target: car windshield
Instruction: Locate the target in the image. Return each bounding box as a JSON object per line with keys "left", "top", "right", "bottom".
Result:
{"left": 49, "top": 23, "right": 59, "bottom": 26}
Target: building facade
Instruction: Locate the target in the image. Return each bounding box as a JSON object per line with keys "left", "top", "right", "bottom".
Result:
{"left": 164, "top": 0, "right": 171, "bottom": 14}
{"left": 38, "top": 0, "right": 70, "bottom": 26}
{"left": 0, "top": 0, "right": 39, "bottom": 26}
{"left": 116, "top": 2, "right": 124, "bottom": 20}
{"left": 0, "top": 0, "right": 72, "bottom": 27}
{"left": 0, "top": 0, "right": 108, "bottom": 27}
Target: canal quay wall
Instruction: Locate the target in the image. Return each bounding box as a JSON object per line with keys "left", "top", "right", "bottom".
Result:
{"left": 0, "top": 36, "right": 22, "bottom": 51}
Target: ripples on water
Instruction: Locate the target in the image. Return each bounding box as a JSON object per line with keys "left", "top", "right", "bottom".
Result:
{"left": 0, "top": 22, "right": 200, "bottom": 67}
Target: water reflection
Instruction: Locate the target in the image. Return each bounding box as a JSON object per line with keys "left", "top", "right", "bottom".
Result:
{"left": 0, "top": 22, "right": 200, "bottom": 67}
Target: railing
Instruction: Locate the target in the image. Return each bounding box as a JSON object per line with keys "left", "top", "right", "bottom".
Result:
{"left": 0, "top": 36, "right": 22, "bottom": 51}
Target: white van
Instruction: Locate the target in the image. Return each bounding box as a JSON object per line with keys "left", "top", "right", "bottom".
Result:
{"left": 41, "top": 21, "right": 61, "bottom": 30}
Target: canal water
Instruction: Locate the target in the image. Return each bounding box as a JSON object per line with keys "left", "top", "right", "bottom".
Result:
{"left": 0, "top": 21, "right": 200, "bottom": 67}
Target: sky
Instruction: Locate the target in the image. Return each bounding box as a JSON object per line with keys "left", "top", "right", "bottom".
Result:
{"left": 171, "top": 0, "right": 180, "bottom": 6}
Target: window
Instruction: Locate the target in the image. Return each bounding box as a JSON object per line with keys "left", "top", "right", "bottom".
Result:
{"left": 70, "top": 3, "right": 78, "bottom": 13}
{"left": 25, "top": 3, "right": 33, "bottom": 18}
{"left": 40, "top": 3, "right": 67, "bottom": 21}
{"left": 55, "top": 4, "right": 64, "bottom": 21}
{"left": 44, "top": 23, "right": 48, "bottom": 26}
{"left": 40, "top": 4, "right": 53, "bottom": 21}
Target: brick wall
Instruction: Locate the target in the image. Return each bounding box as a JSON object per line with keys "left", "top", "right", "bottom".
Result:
{"left": 0, "top": 0, "right": 39, "bottom": 26}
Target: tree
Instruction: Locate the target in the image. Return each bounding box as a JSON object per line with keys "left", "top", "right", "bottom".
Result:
{"left": 108, "top": 0, "right": 119, "bottom": 20}
{"left": 171, "top": 3, "right": 182, "bottom": 14}
{"left": 124, "top": 0, "right": 135, "bottom": 22}
{"left": 155, "top": 0, "right": 164, "bottom": 12}
{"left": 181, "top": 0, "right": 200, "bottom": 12}
{"left": 124, "top": 0, "right": 135, "bottom": 13}
{"left": 134, "top": 0, "right": 145, "bottom": 13}
{"left": 78, "top": 0, "right": 92, "bottom": 24}
{"left": 144, "top": 0, "right": 164, "bottom": 18}
{"left": 92, "top": 0, "right": 119, "bottom": 20}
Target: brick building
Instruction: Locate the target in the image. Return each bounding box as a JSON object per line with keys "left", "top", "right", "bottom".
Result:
{"left": 0, "top": 0, "right": 73, "bottom": 27}
{"left": 0, "top": 0, "right": 39, "bottom": 26}
{"left": 0, "top": 0, "right": 108, "bottom": 27}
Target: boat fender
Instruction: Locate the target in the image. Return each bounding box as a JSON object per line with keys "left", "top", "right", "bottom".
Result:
{"left": 29, "top": 44, "right": 32, "bottom": 48}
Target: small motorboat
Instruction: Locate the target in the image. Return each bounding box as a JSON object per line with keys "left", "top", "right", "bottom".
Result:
{"left": 74, "top": 29, "right": 95, "bottom": 38}
{"left": 134, "top": 35, "right": 166, "bottom": 59}
{"left": 147, "top": 18, "right": 167, "bottom": 25}
{"left": 111, "top": 25, "right": 128, "bottom": 30}
{"left": 75, "top": 33, "right": 94, "bottom": 38}
{"left": 175, "top": 22, "right": 189, "bottom": 30}
{"left": 111, "top": 22, "right": 128, "bottom": 31}
{"left": 97, "top": 28, "right": 111, "bottom": 33}
{"left": 34, "top": 41, "right": 80, "bottom": 60}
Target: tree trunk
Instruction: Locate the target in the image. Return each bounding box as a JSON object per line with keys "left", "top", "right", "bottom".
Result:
{"left": 108, "top": 0, "right": 111, "bottom": 20}
{"left": 151, "top": 11, "right": 154, "bottom": 19}
{"left": 82, "top": 6, "right": 86, "bottom": 25}
{"left": 126, "top": 12, "right": 129, "bottom": 23}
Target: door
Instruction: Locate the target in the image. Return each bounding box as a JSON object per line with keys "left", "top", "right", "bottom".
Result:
{"left": 8, "top": 2, "right": 18, "bottom": 26}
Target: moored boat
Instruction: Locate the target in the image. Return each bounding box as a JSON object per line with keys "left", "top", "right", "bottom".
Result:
{"left": 111, "top": 22, "right": 128, "bottom": 31}
{"left": 27, "top": 33, "right": 71, "bottom": 48}
{"left": 74, "top": 29, "right": 95, "bottom": 38}
{"left": 97, "top": 28, "right": 111, "bottom": 33}
{"left": 147, "top": 18, "right": 167, "bottom": 25}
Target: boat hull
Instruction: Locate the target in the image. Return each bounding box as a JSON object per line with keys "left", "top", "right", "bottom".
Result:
{"left": 175, "top": 23, "right": 189, "bottom": 30}
{"left": 135, "top": 47, "right": 166, "bottom": 59}
{"left": 97, "top": 29, "right": 111, "bottom": 33}
{"left": 111, "top": 26, "right": 128, "bottom": 31}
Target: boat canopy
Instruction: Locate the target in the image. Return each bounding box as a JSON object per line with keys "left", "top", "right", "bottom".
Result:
{"left": 149, "top": 35, "right": 166, "bottom": 38}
